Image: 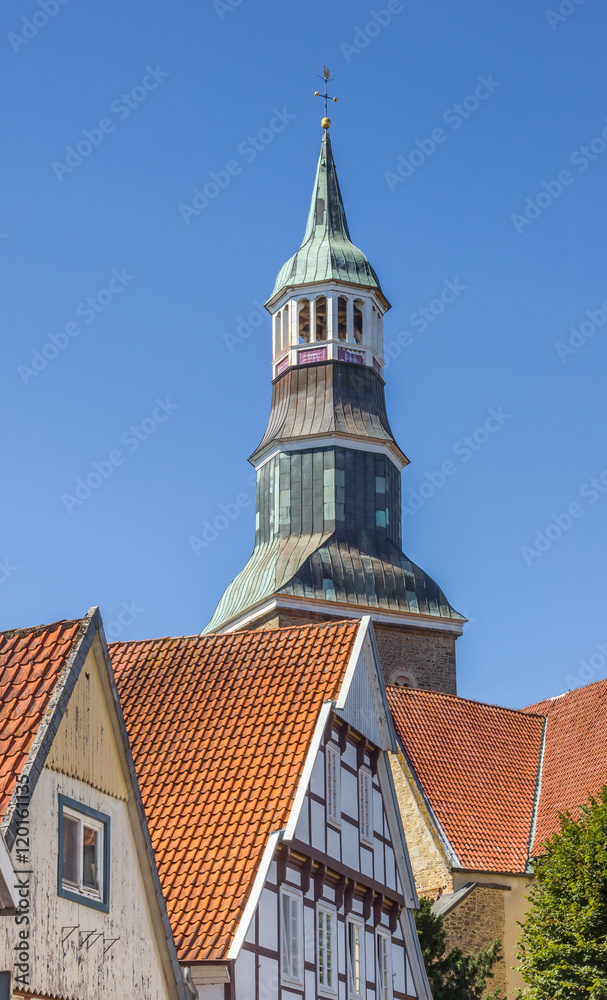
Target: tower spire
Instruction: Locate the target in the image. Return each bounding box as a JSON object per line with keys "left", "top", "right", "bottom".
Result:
{"left": 202, "top": 115, "right": 465, "bottom": 696}
{"left": 268, "top": 128, "right": 384, "bottom": 305}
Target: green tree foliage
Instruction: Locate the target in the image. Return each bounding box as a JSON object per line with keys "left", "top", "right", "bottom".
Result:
{"left": 415, "top": 895, "right": 504, "bottom": 999}
{"left": 517, "top": 786, "right": 607, "bottom": 999}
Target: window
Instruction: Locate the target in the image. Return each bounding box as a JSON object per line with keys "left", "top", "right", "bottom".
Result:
{"left": 280, "top": 887, "right": 303, "bottom": 986}
{"left": 298, "top": 298, "right": 310, "bottom": 343}
{"left": 353, "top": 300, "right": 364, "bottom": 343}
{"left": 376, "top": 929, "right": 392, "bottom": 1000}
{"left": 274, "top": 312, "right": 282, "bottom": 354}
{"left": 359, "top": 767, "right": 373, "bottom": 843}
{"left": 58, "top": 795, "right": 110, "bottom": 912}
{"left": 347, "top": 918, "right": 365, "bottom": 999}
{"left": 394, "top": 674, "right": 414, "bottom": 688}
{"left": 338, "top": 296, "right": 348, "bottom": 341}
{"left": 326, "top": 744, "right": 340, "bottom": 824}
{"left": 282, "top": 305, "right": 289, "bottom": 351}
{"left": 317, "top": 903, "right": 337, "bottom": 994}
{"left": 315, "top": 296, "right": 327, "bottom": 340}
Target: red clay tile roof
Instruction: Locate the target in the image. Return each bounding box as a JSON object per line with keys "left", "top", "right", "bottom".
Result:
{"left": 523, "top": 679, "right": 607, "bottom": 853}
{"left": 111, "top": 620, "right": 359, "bottom": 962}
{"left": 387, "top": 686, "right": 545, "bottom": 873}
{"left": 0, "top": 619, "right": 85, "bottom": 821}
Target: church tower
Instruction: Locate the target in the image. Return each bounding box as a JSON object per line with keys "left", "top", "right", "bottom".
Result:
{"left": 203, "top": 120, "right": 464, "bottom": 694}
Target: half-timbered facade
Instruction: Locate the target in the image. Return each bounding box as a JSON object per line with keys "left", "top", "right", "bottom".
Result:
{"left": 0, "top": 609, "right": 186, "bottom": 1000}
{"left": 235, "top": 720, "right": 423, "bottom": 999}
{"left": 111, "top": 617, "right": 431, "bottom": 1000}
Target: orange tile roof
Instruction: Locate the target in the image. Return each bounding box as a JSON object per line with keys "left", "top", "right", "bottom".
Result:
{"left": 111, "top": 620, "right": 359, "bottom": 962}
{"left": 387, "top": 686, "right": 545, "bottom": 873}
{"left": 0, "top": 619, "right": 85, "bottom": 821}
{"left": 523, "top": 679, "right": 607, "bottom": 853}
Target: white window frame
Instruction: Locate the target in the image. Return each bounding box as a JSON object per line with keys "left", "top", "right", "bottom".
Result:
{"left": 326, "top": 743, "right": 341, "bottom": 827}
{"left": 280, "top": 886, "right": 304, "bottom": 987}
{"left": 346, "top": 915, "right": 366, "bottom": 1000}
{"left": 358, "top": 766, "right": 373, "bottom": 844}
{"left": 376, "top": 927, "right": 393, "bottom": 1000}
{"left": 316, "top": 902, "right": 338, "bottom": 996}
{"left": 61, "top": 806, "right": 104, "bottom": 901}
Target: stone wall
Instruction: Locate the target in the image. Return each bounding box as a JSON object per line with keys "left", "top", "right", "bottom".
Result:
{"left": 389, "top": 753, "right": 453, "bottom": 898}
{"left": 373, "top": 623, "right": 457, "bottom": 694}
{"left": 443, "top": 886, "right": 507, "bottom": 995}
{"left": 240, "top": 607, "right": 458, "bottom": 695}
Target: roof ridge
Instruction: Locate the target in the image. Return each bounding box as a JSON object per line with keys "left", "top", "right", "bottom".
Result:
{"left": 110, "top": 618, "right": 359, "bottom": 648}
{"left": 0, "top": 617, "right": 82, "bottom": 641}
{"left": 386, "top": 684, "right": 546, "bottom": 720}
{"left": 524, "top": 676, "right": 607, "bottom": 710}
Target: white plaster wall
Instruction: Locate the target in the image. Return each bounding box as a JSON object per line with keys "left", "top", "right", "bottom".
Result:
{"left": 2, "top": 768, "right": 172, "bottom": 1000}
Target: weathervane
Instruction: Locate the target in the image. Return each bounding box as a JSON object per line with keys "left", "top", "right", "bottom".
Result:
{"left": 314, "top": 65, "right": 338, "bottom": 129}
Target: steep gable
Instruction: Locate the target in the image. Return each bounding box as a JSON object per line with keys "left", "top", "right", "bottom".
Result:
{"left": 111, "top": 620, "right": 360, "bottom": 962}
{"left": 45, "top": 647, "right": 128, "bottom": 800}
{"left": 0, "top": 609, "right": 185, "bottom": 1000}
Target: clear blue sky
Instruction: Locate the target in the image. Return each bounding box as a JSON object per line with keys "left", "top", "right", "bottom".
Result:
{"left": 1, "top": 0, "right": 606, "bottom": 708}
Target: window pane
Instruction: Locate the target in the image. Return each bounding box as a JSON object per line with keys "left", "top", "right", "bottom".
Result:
{"left": 281, "top": 894, "right": 293, "bottom": 976}
{"left": 61, "top": 816, "right": 79, "bottom": 887}
{"left": 377, "top": 934, "right": 390, "bottom": 999}
{"left": 318, "top": 911, "right": 326, "bottom": 981}
{"left": 290, "top": 897, "right": 301, "bottom": 979}
{"left": 327, "top": 747, "right": 339, "bottom": 821}
{"left": 348, "top": 922, "right": 361, "bottom": 995}
{"left": 82, "top": 824, "right": 99, "bottom": 890}
{"left": 359, "top": 770, "right": 372, "bottom": 841}
{"left": 326, "top": 911, "right": 334, "bottom": 986}
{"left": 281, "top": 892, "right": 302, "bottom": 981}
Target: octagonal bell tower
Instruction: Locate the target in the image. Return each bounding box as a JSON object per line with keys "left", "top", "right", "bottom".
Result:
{"left": 203, "top": 127, "right": 464, "bottom": 694}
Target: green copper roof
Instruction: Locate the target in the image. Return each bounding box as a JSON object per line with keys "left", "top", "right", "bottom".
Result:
{"left": 268, "top": 132, "right": 384, "bottom": 302}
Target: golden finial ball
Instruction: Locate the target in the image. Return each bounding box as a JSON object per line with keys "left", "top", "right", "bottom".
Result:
{"left": 321, "top": 117, "right": 331, "bottom": 129}
{"left": 314, "top": 91, "right": 319, "bottom": 97}
{"left": 333, "top": 97, "right": 338, "bottom": 102}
